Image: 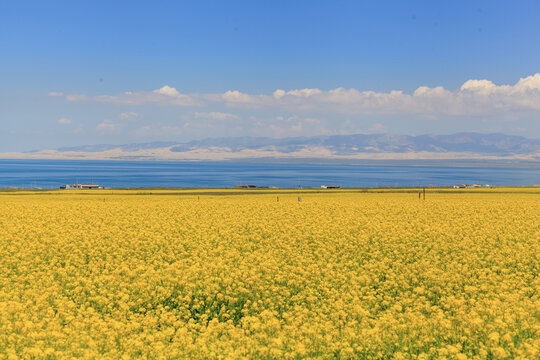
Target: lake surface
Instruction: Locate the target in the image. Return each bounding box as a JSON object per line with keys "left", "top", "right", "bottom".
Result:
{"left": 1, "top": 159, "right": 539, "bottom": 188}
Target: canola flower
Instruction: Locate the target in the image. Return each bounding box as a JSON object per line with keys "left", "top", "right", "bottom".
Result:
{"left": 0, "top": 191, "right": 538, "bottom": 359}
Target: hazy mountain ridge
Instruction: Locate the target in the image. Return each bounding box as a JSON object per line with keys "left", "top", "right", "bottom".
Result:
{"left": 49, "top": 133, "right": 540, "bottom": 155}
{"left": 170, "top": 132, "right": 540, "bottom": 155}
{"left": 55, "top": 141, "right": 179, "bottom": 153}
{"left": 5, "top": 133, "right": 540, "bottom": 161}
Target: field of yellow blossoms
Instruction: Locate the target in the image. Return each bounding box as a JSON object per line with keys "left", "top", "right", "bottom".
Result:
{"left": 0, "top": 189, "right": 538, "bottom": 359}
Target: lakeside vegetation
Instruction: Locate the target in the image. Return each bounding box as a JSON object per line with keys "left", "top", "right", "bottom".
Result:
{"left": 0, "top": 190, "right": 538, "bottom": 358}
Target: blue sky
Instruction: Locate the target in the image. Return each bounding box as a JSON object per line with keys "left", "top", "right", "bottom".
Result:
{"left": 1, "top": 0, "right": 540, "bottom": 151}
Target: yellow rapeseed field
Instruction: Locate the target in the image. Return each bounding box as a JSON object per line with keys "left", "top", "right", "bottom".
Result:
{"left": 0, "top": 190, "right": 538, "bottom": 359}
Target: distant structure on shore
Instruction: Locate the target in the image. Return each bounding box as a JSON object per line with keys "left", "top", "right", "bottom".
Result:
{"left": 234, "top": 184, "right": 257, "bottom": 189}
{"left": 453, "top": 184, "right": 492, "bottom": 189}
{"left": 321, "top": 185, "right": 341, "bottom": 189}
{"left": 60, "top": 184, "right": 102, "bottom": 189}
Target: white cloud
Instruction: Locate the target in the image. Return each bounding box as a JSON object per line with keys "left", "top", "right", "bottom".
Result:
{"left": 514, "top": 74, "right": 540, "bottom": 91}
{"left": 153, "top": 85, "right": 180, "bottom": 97}
{"left": 273, "top": 88, "right": 322, "bottom": 99}
{"left": 193, "top": 111, "right": 240, "bottom": 120}
{"left": 119, "top": 111, "right": 140, "bottom": 120}
{"left": 57, "top": 117, "right": 72, "bottom": 125}
{"left": 222, "top": 90, "right": 262, "bottom": 105}
{"left": 48, "top": 92, "right": 64, "bottom": 97}
{"left": 460, "top": 79, "right": 497, "bottom": 93}
{"left": 96, "top": 120, "right": 119, "bottom": 132}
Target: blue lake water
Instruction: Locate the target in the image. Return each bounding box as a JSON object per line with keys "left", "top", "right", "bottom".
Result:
{"left": 1, "top": 159, "right": 539, "bottom": 188}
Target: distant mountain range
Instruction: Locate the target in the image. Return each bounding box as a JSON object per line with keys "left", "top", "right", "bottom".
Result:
{"left": 3, "top": 133, "right": 540, "bottom": 161}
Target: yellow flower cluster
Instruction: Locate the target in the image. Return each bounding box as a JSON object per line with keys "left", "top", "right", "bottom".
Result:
{"left": 0, "top": 191, "right": 538, "bottom": 359}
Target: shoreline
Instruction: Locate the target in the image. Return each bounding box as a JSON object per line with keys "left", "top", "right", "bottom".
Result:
{"left": 1, "top": 186, "right": 539, "bottom": 195}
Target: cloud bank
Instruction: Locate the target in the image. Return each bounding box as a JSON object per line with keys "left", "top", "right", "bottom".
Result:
{"left": 57, "top": 73, "right": 540, "bottom": 116}
{"left": 193, "top": 112, "right": 240, "bottom": 120}
{"left": 64, "top": 85, "right": 200, "bottom": 106}
{"left": 57, "top": 117, "right": 72, "bottom": 125}
{"left": 221, "top": 74, "right": 540, "bottom": 115}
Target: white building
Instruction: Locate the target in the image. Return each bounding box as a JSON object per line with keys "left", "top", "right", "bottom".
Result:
{"left": 60, "top": 184, "right": 102, "bottom": 189}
